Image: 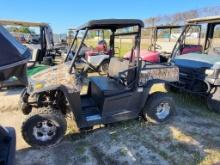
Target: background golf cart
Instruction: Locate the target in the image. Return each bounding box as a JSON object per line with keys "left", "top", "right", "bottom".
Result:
{"left": 19, "top": 19, "right": 179, "bottom": 147}
{"left": 0, "top": 25, "right": 31, "bottom": 88}
{"left": 148, "top": 25, "right": 185, "bottom": 62}
{"left": 64, "top": 29, "right": 113, "bottom": 74}
{"left": 124, "top": 25, "right": 184, "bottom": 63}
{"left": 168, "top": 16, "right": 220, "bottom": 113}
{"left": 0, "top": 125, "right": 16, "bottom": 165}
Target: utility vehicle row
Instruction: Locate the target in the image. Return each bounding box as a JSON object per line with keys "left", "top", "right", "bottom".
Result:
{"left": 0, "top": 16, "right": 220, "bottom": 149}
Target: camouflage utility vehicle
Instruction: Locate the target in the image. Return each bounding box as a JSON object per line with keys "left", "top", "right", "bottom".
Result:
{"left": 19, "top": 19, "right": 179, "bottom": 147}
{"left": 167, "top": 16, "right": 220, "bottom": 113}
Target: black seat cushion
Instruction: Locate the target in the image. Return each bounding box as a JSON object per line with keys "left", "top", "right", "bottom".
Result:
{"left": 90, "top": 76, "right": 127, "bottom": 96}
{"left": 90, "top": 76, "right": 129, "bottom": 109}
{"left": 89, "top": 57, "right": 136, "bottom": 109}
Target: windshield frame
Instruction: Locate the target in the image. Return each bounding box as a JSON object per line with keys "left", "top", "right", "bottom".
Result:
{"left": 67, "top": 25, "right": 142, "bottom": 73}
{"left": 170, "top": 24, "right": 202, "bottom": 60}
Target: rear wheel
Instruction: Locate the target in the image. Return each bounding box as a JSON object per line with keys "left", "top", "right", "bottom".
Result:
{"left": 99, "top": 60, "right": 109, "bottom": 74}
{"left": 143, "top": 92, "right": 175, "bottom": 124}
{"left": 207, "top": 87, "right": 220, "bottom": 113}
{"left": 22, "top": 108, "right": 67, "bottom": 148}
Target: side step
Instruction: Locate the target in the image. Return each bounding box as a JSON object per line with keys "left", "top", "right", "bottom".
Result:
{"left": 86, "top": 114, "right": 101, "bottom": 122}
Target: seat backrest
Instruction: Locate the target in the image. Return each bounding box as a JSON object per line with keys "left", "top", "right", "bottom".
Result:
{"left": 27, "top": 48, "right": 40, "bottom": 67}
{"left": 108, "top": 57, "right": 136, "bottom": 87}
{"left": 31, "top": 48, "right": 40, "bottom": 61}
{"left": 108, "top": 57, "right": 130, "bottom": 78}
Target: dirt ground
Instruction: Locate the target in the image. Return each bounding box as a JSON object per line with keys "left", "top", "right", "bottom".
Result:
{"left": 1, "top": 86, "right": 220, "bottom": 165}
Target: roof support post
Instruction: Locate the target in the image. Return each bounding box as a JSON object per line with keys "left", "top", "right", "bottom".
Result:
{"left": 69, "top": 28, "right": 88, "bottom": 73}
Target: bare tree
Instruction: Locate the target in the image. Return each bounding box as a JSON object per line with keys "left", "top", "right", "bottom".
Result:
{"left": 144, "top": 16, "right": 161, "bottom": 27}
{"left": 144, "top": 6, "right": 220, "bottom": 27}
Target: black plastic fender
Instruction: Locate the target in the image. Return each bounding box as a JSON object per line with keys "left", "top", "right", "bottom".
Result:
{"left": 139, "top": 79, "right": 169, "bottom": 110}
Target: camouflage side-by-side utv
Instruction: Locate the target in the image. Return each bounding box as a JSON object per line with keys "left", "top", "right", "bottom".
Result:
{"left": 19, "top": 19, "right": 179, "bottom": 147}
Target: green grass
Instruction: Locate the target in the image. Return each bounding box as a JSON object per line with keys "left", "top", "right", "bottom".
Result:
{"left": 75, "top": 141, "right": 89, "bottom": 155}
{"left": 150, "top": 83, "right": 220, "bottom": 120}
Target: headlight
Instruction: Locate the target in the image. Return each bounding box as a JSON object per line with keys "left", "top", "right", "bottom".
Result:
{"left": 27, "top": 80, "right": 33, "bottom": 93}
{"left": 205, "top": 69, "right": 215, "bottom": 76}
{"left": 34, "top": 82, "right": 44, "bottom": 90}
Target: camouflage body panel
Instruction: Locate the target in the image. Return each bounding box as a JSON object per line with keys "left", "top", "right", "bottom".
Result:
{"left": 139, "top": 64, "right": 179, "bottom": 85}
{"left": 30, "top": 62, "right": 81, "bottom": 93}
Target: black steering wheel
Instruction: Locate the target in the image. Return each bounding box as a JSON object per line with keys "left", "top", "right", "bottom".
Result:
{"left": 118, "top": 71, "right": 128, "bottom": 85}
{"left": 78, "top": 57, "right": 96, "bottom": 73}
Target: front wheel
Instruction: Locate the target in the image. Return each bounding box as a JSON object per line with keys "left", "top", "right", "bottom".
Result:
{"left": 22, "top": 108, "right": 67, "bottom": 148}
{"left": 207, "top": 87, "right": 220, "bottom": 113}
{"left": 143, "top": 92, "right": 175, "bottom": 124}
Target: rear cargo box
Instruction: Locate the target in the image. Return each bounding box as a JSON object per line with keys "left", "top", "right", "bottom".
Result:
{"left": 140, "top": 64, "right": 179, "bottom": 84}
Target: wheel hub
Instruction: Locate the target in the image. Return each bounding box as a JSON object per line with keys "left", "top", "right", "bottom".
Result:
{"left": 101, "top": 63, "right": 109, "bottom": 73}
{"left": 33, "top": 120, "right": 57, "bottom": 142}
{"left": 156, "top": 102, "right": 170, "bottom": 120}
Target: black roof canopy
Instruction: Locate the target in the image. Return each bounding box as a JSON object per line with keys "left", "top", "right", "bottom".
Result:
{"left": 77, "top": 19, "right": 144, "bottom": 31}
{"left": 154, "top": 25, "right": 183, "bottom": 29}
{"left": 145, "top": 25, "right": 183, "bottom": 30}
{"left": 187, "top": 16, "right": 220, "bottom": 24}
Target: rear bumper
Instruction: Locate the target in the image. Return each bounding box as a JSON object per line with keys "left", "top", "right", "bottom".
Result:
{"left": 140, "top": 64, "right": 179, "bottom": 83}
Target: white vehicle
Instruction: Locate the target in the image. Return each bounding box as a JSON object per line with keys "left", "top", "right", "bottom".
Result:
{"left": 65, "top": 38, "right": 111, "bottom": 74}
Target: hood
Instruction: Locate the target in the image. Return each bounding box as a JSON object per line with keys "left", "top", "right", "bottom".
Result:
{"left": 173, "top": 53, "right": 220, "bottom": 69}
{"left": 29, "top": 62, "right": 81, "bottom": 93}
